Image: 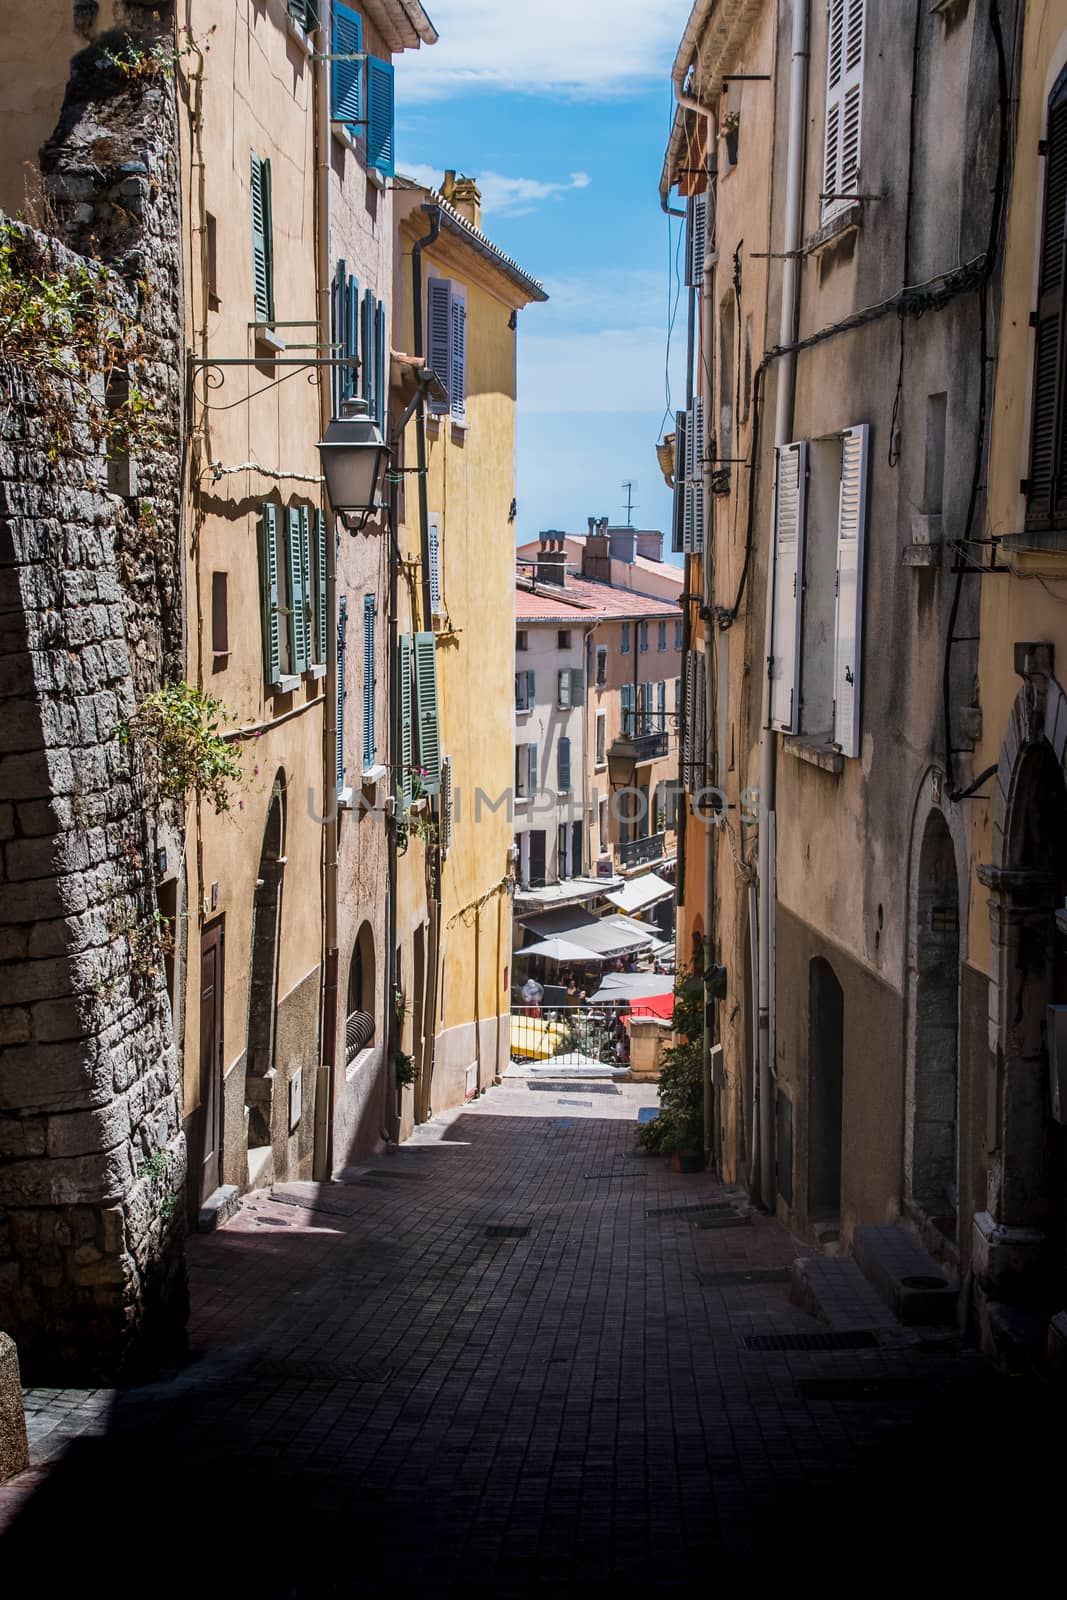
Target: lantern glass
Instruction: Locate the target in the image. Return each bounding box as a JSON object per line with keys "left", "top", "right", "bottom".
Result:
{"left": 317, "top": 402, "right": 389, "bottom": 523}
{"left": 606, "top": 734, "right": 640, "bottom": 792}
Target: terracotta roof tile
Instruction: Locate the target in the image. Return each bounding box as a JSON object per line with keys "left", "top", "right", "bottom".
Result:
{"left": 515, "top": 573, "right": 682, "bottom": 622}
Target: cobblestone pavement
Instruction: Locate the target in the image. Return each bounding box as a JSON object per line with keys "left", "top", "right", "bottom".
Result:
{"left": 0, "top": 1080, "right": 1057, "bottom": 1593}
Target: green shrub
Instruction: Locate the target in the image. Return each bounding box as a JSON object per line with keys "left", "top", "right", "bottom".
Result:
{"left": 637, "top": 971, "right": 704, "bottom": 1155}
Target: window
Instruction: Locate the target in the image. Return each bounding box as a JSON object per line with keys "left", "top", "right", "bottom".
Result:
{"left": 258, "top": 504, "right": 304, "bottom": 689}
{"left": 671, "top": 409, "right": 687, "bottom": 554}
{"left": 337, "top": 596, "right": 348, "bottom": 792}
{"left": 657, "top": 680, "right": 666, "bottom": 730}
{"left": 639, "top": 622, "right": 649, "bottom": 653}
{"left": 558, "top": 822, "right": 569, "bottom": 879}
{"left": 658, "top": 621, "right": 667, "bottom": 652}
{"left": 675, "top": 677, "right": 682, "bottom": 716}
{"left": 1026, "top": 68, "right": 1067, "bottom": 529}
{"left": 527, "top": 829, "right": 547, "bottom": 888}
{"left": 557, "top": 629, "right": 571, "bottom": 649}
{"left": 675, "top": 620, "right": 683, "bottom": 650}
{"left": 769, "top": 426, "right": 870, "bottom": 755}
{"left": 427, "top": 277, "right": 467, "bottom": 423}
{"left": 621, "top": 682, "right": 635, "bottom": 735}
{"left": 397, "top": 632, "right": 442, "bottom": 805}
{"left": 362, "top": 594, "right": 377, "bottom": 772}
{"left": 822, "top": 0, "right": 865, "bottom": 222}
{"left": 596, "top": 645, "right": 608, "bottom": 685}
{"left": 312, "top": 509, "right": 327, "bottom": 667}
{"left": 515, "top": 670, "right": 535, "bottom": 712}
{"left": 719, "top": 289, "right": 735, "bottom": 477}
{"left": 557, "top": 735, "right": 572, "bottom": 793}
{"left": 288, "top": 1, "right": 321, "bottom": 31}
{"left": 621, "top": 623, "right": 631, "bottom": 655}
{"left": 331, "top": 259, "right": 360, "bottom": 413}
{"left": 250, "top": 153, "right": 274, "bottom": 323}
{"left": 595, "top": 711, "right": 607, "bottom": 767}
{"left": 682, "top": 651, "right": 706, "bottom": 793}
{"left": 598, "top": 798, "right": 609, "bottom": 853}
{"left": 516, "top": 741, "right": 538, "bottom": 800}
{"left": 211, "top": 572, "right": 228, "bottom": 660}
{"left": 206, "top": 213, "right": 219, "bottom": 309}
{"left": 362, "top": 288, "right": 388, "bottom": 429}
{"left": 557, "top": 667, "right": 584, "bottom": 708}
{"left": 516, "top": 630, "right": 528, "bottom": 652}
{"left": 662, "top": 781, "right": 683, "bottom": 832}
{"left": 682, "top": 398, "right": 705, "bottom": 552}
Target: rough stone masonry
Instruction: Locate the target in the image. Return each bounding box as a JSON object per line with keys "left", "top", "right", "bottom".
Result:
{"left": 0, "top": 6, "right": 187, "bottom": 1379}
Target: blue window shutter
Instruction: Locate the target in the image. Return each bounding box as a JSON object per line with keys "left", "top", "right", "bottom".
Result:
{"left": 362, "top": 594, "right": 376, "bottom": 770}
{"left": 621, "top": 623, "right": 630, "bottom": 655}
{"left": 331, "top": 4, "right": 363, "bottom": 127}
{"left": 259, "top": 505, "right": 281, "bottom": 687}
{"left": 558, "top": 736, "right": 572, "bottom": 793}
{"left": 331, "top": 259, "right": 345, "bottom": 414}
{"left": 528, "top": 742, "right": 538, "bottom": 797}
{"left": 287, "top": 507, "right": 309, "bottom": 673}
{"left": 316, "top": 510, "right": 328, "bottom": 664}
{"left": 640, "top": 622, "right": 649, "bottom": 653}
{"left": 658, "top": 622, "right": 667, "bottom": 652}
{"left": 361, "top": 289, "right": 375, "bottom": 416}
{"left": 250, "top": 154, "right": 274, "bottom": 322}
{"left": 336, "top": 595, "right": 347, "bottom": 790}
{"left": 427, "top": 279, "right": 452, "bottom": 414}
{"left": 450, "top": 295, "right": 467, "bottom": 421}
{"left": 344, "top": 273, "right": 360, "bottom": 403}
{"left": 366, "top": 57, "right": 395, "bottom": 175}
{"left": 675, "top": 620, "right": 683, "bottom": 650}
{"left": 527, "top": 670, "right": 535, "bottom": 705}
{"left": 399, "top": 633, "right": 413, "bottom": 808}
{"left": 658, "top": 680, "right": 666, "bottom": 725}
{"left": 414, "top": 631, "right": 441, "bottom": 795}
{"left": 375, "top": 301, "right": 387, "bottom": 428}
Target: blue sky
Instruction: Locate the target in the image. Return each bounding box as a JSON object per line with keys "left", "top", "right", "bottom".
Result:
{"left": 394, "top": 0, "right": 690, "bottom": 559}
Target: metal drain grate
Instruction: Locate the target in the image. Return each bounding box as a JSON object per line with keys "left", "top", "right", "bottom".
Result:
{"left": 646, "top": 1201, "right": 733, "bottom": 1218}
{"left": 584, "top": 1170, "right": 650, "bottom": 1180}
{"left": 798, "top": 1376, "right": 935, "bottom": 1400}
{"left": 528, "top": 1081, "right": 620, "bottom": 1095}
{"left": 742, "top": 1331, "right": 880, "bottom": 1352}
{"left": 485, "top": 1225, "right": 530, "bottom": 1240}
{"left": 254, "top": 1359, "right": 394, "bottom": 1384}
{"left": 698, "top": 1267, "right": 792, "bottom": 1286}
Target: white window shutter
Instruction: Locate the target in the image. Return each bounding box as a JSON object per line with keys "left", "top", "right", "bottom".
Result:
{"left": 769, "top": 441, "right": 808, "bottom": 734}
{"left": 428, "top": 515, "right": 442, "bottom": 616}
{"left": 682, "top": 406, "right": 695, "bottom": 552}
{"left": 823, "top": 0, "right": 865, "bottom": 220}
{"left": 558, "top": 668, "right": 571, "bottom": 709}
{"left": 833, "top": 423, "right": 869, "bottom": 757}
{"left": 686, "top": 192, "right": 708, "bottom": 287}
{"left": 427, "top": 278, "right": 452, "bottom": 415}
{"left": 441, "top": 755, "right": 453, "bottom": 855}
{"left": 684, "top": 398, "right": 705, "bottom": 554}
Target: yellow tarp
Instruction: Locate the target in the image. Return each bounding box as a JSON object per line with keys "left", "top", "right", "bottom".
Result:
{"left": 510, "top": 1018, "right": 566, "bottom": 1060}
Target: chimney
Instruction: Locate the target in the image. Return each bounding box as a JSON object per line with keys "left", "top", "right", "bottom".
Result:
{"left": 536, "top": 535, "right": 567, "bottom": 587}
{"left": 635, "top": 529, "right": 664, "bottom": 563}
{"left": 582, "top": 534, "right": 611, "bottom": 583}
{"left": 608, "top": 526, "right": 637, "bottom": 565}
{"left": 443, "top": 171, "right": 482, "bottom": 231}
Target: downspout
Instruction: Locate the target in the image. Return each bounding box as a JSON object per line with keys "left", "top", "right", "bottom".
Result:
{"left": 757, "top": 0, "right": 808, "bottom": 1212}
{"left": 313, "top": 11, "right": 338, "bottom": 1181}
{"left": 702, "top": 164, "right": 718, "bottom": 1173}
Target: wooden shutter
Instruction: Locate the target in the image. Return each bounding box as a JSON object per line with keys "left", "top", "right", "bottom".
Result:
{"left": 427, "top": 279, "right": 452, "bottom": 415}
{"left": 250, "top": 154, "right": 274, "bottom": 322}
{"left": 658, "top": 680, "right": 666, "bottom": 728}
{"left": 331, "top": 259, "right": 345, "bottom": 415}
{"left": 331, "top": 3, "right": 363, "bottom": 126}
{"left": 286, "top": 507, "right": 309, "bottom": 673}
{"left": 769, "top": 441, "right": 808, "bottom": 733}
{"left": 398, "top": 633, "right": 413, "bottom": 808}
{"left": 686, "top": 192, "right": 708, "bottom": 287}
{"left": 259, "top": 505, "right": 281, "bottom": 687}
{"left": 529, "top": 829, "right": 546, "bottom": 889}
{"left": 344, "top": 273, "right": 360, "bottom": 403}
{"left": 361, "top": 289, "right": 375, "bottom": 418}
{"left": 823, "top": 0, "right": 864, "bottom": 218}
{"left": 569, "top": 667, "right": 585, "bottom": 703}
{"left": 558, "top": 735, "right": 572, "bottom": 792}
{"left": 366, "top": 56, "right": 396, "bottom": 175}
{"left": 316, "top": 509, "right": 328, "bottom": 663}
{"left": 621, "top": 623, "right": 630, "bottom": 655}
{"left": 671, "top": 410, "right": 687, "bottom": 553}
{"left": 693, "top": 651, "right": 707, "bottom": 789}
{"left": 363, "top": 593, "right": 376, "bottom": 770}
{"left": 527, "top": 743, "right": 539, "bottom": 799}
{"left": 288, "top": 2, "right": 320, "bottom": 32}
{"left": 571, "top": 820, "right": 583, "bottom": 878}
{"left": 832, "top": 424, "right": 870, "bottom": 757}
{"left": 375, "top": 301, "right": 387, "bottom": 428}
{"left": 441, "top": 756, "right": 453, "bottom": 855}
{"left": 414, "top": 631, "right": 441, "bottom": 795}
{"left": 450, "top": 293, "right": 467, "bottom": 421}
{"left": 621, "top": 682, "right": 635, "bottom": 734}
{"left": 683, "top": 399, "right": 705, "bottom": 553}
{"left": 558, "top": 668, "right": 571, "bottom": 709}
{"left": 1027, "top": 73, "right": 1067, "bottom": 528}
{"left": 526, "top": 669, "right": 536, "bottom": 706}
{"left": 336, "top": 594, "right": 347, "bottom": 790}
{"left": 428, "top": 515, "right": 442, "bottom": 615}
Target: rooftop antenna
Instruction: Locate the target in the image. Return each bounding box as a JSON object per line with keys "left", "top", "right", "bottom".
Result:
{"left": 621, "top": 480, "right": 637, "bottom": 526}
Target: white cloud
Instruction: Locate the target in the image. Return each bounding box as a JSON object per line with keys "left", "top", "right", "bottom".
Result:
{"left": 399, "top": 164, "right": 592, "bottom": 218}
{"left": 396, "top": 0, "right": 685, "bottom": 102}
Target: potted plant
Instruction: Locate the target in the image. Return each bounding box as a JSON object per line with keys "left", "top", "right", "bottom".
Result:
{"left": 636, "top": 971, "right": 705, "bottom": 1171}
{"left": 721, "top": 110, "right": 740, "bottom": 167}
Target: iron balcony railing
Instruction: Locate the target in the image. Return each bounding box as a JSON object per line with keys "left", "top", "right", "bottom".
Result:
{"left": 631, "top": 730, "right": 668, "bottom": 762}
{"left": 618, "top": 831, "right": 666, "bottom": 869}
{"left": 510, "top": 1003, "right": 669, "bottom": 1070}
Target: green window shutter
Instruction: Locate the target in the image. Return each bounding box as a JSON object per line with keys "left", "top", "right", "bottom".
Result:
{"left": 569, "top": 667, "right": 585, "bottom": 703}
{"left": 316, "top": 509, "right": 328, "bottom": 663}
{"left": 527, "top": 742, "right": 538, "bottom": 797}
{"left": 331, "top": 3, "right": 363, "bottom": 126}
{"left": 361, "top": 289, "right": 375, "bottom": 418}
{"left": 287, "top": 507, "right": 309, "bottom": 673}
{"left": 414, "top": 630, "right": 441, "bottom": 795}
{"left": 366, "top": 57, "right": 396, "bottom": 176}
{"left": 527, "top": 670, "right": 536, "bottom": 705}
{"left": 344, "top": 273, "right": 360, "bottom": 404}
{"left": 363, "top": 593, "right": 376, "bottom": 769}
{"left": 399, "top": 633, "right": 413, "bottom": 809}
{"left": 250, "top": 153, "right": 274, "bottom": 323}
{"left": 337, "top": 595, "right": 347, "bottom": 790}
{"left": 558, "top": 736, "right": 572, "bottom": 793}
{"left": 259, "top": 505, "right": 281, "bottom": 687}
{"left": 375, "top": 300, "right": 387, "bottom": 428}
{"left": 558, "top": 668, "right": 571, "bottom": 709}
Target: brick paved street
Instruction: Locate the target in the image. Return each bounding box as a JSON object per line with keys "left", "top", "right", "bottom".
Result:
{"left": 0, "top": 1079, "right": 1057, "bottom": 1594}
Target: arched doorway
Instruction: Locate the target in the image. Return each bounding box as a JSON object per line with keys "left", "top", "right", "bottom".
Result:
{"left": 808, "top": 956, "right": 844, "bottom": 1227}
{"left": 345, "top": 922, "right": 376, "bottom": 1065}
{"left": 246, "top": 775, "right": 285, "bottom": 1164}
{"left": 911, "top": 811, "right": 961, "bottom": 1239}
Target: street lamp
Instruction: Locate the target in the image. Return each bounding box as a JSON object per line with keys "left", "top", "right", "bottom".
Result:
{"left": 317, "top": 398, "right": 390, "bottom": 532}
{"left": 606, "top": 732, "right": 641, "bottom": 791}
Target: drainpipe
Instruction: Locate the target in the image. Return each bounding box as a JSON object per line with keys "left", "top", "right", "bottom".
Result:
{"left": 313, "top": 12, "right": 338, "bottom": 1182}
{"left": 702, "top": 164, "right": 718, "bottom": 1174}
{"left": 757, "top": 0, "right": 809, "bottom": 1212}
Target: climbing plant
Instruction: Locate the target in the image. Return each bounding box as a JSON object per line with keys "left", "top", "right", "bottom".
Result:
{"left": 117, "top": 682, "right": 242, "bottom": 812}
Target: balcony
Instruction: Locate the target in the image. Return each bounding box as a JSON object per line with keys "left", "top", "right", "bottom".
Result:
{"left": 631, "top": 730, "right": 668, "bottom": 763}
{"left": 618, "top": 832, "right": 666, "bottom": 870}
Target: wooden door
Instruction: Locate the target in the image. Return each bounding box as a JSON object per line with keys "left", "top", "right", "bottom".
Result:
{"left": 199, "top": 919, "right": 225, "bottom": 1202}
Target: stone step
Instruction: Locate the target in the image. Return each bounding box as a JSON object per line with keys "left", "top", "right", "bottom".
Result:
{"left": 197, "top": 1183, "right": 241, "bottom": 1233}
{"left": 790, "top": 1257, "right": 902, "bottom": 1333}
{"left": 852, "top": 1223, "right": 958, "bottom": 1327}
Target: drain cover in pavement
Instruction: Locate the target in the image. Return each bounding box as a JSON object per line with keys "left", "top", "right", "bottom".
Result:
{"left": 742, "top": 1331, "right": 880, "bottom": 1352}
{"left": 485, "top": 1225, "right": 530, "bottom": 1240}
{"left": 528, "top": 1081, "right": 620, "bottom": 1094}
{"left": 584, "top": 1170, "right": 650, "bottom": 1180}
{"left": 698, "top": 1267, "right": 791, "bottom": 1286}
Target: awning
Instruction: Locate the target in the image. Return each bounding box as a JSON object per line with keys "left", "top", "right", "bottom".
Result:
{"left": 603, "top": 872, "right": 674, "bottom": 916}
{"left": 589, "top": 972, "right": 676, "bottom": 1005}
{"left": 519, "top": 906, "right": 600, "bottom": 938}
{"left": 517, "top": 936, "right": 596, "bottom": 965}
{"left": 513, "top": 877, "right": 620, "bottom": 916}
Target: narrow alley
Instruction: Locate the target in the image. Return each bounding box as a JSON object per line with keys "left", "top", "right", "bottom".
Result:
{"left": 1, "top": 1081, "right": 1054, "bottom": 1594}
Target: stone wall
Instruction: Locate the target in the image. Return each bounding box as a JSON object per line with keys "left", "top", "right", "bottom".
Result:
{"left": 0, "top": 6, "right": 187, "bottom": 1380}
